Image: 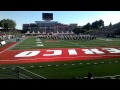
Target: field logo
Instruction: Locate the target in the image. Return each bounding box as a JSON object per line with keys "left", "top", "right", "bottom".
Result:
{"left": 15, "top": 48, "right": 120, "bottom": 57}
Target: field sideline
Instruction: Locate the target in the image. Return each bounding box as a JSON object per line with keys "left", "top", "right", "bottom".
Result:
{"left": 0, "top": 36, "right": 120, "bottom": 79}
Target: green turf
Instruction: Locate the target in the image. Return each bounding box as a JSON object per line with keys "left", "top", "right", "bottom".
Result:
{"left": 10, "top": 37, "right": 120, "bottom": 50}
{"left": 1, "top": 58, "right": 120, "bottom": 79}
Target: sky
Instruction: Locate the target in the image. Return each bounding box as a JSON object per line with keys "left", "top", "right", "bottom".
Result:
{"left": 0, "top": 11, "right": 120, "bottom": 30}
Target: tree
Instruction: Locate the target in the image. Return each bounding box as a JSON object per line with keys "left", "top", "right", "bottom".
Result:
{"left": 9, "top": 19, "right": 16, "bottom": 29}
{"left": 83, "top": 23, "right": 91, "bottom": 30}
{"left": 84, "top": 30, "right": 97, "bottom": 35}
{"left": 72, "top": 28, "right": 80, "bottom": 34}
{"left": 91, "top": 19, "right": 104, "bottom": 29}
{"left": 98, "top": 19, "right": 104, "bottom": 28}
{"left": 0, "top": 21, "right": 2, "bottom": 27}
{"left": 113, "top": 29, "right": 120, "bottom": 35}
{"left": 0, "top": 19, "right": 16, "bottom": 30}
{"left": 109, "top": 22, "right": 112, "bottom": 27}
{"left": 91, "top": 20, "right": 99, "bottom": 29}
{"left": 72, "top": 27, "right": 85, "bottom": 35}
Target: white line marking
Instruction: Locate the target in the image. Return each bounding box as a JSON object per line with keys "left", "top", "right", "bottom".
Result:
{"left": 37, "top": 44, "right": 44, "bottom": 46}
{"left": 0, "top": 43, "right": 17, "bottom": 54}
{"left": 21, "top": 67, "right": 25, "bottom": 69}
{"left": 98, "top": 38, "right": 113, "bottom": 41}
{"left": 48, "top": 65, "right": 52, "bottom": 66}
{"left": 36, "top": 42, "right": 42, "bottom": 43}
{"left": 94, "top": 62, "right": 97, "bottom": 64}
{"left": 63, "top": 40, "right": 87, "bottom": 48}
{"left": 12, "top": 68, "right": 15, "bottom": 70}
{"left": 39, "top": 66, "right": 43, "bottom": 67}
{"left": 15, "top": 45, "right": 37, "bottom": 46}
{"left": 101, "top": 62, "right": 104, "bottom": 63}
{"left": 19, "top": 67, "right": 47, "bottom": 79}
{"left": 36, "top": 40, "right": 41, "bottom": 41}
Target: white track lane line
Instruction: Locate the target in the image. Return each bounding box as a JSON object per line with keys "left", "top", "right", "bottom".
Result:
{"left": 0, "top": 43, "right": 16, "bottom": 54}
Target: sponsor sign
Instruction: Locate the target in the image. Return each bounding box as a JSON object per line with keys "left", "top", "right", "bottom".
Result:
{"left": 0, "top": 41, "right": 6, "bottom": 45}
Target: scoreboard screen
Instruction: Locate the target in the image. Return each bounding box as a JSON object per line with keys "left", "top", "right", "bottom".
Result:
{"left": 42, "top": 13, "right": 53, "bottom": 20}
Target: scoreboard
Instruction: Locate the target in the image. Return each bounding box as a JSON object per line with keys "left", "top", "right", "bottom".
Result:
{"left": 42, "top": 13, "right": 53, "bottom": 20}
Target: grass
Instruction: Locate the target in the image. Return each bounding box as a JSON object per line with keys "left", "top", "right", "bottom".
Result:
{"left": 11, "top": 37, "right": 120, "bottom": 50}
{"left": 1, "top": 58, "right": 120, "bottom": 79}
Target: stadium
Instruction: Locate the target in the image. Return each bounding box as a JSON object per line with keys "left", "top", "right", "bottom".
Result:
{"left": 0, "top": 12, "right": 120, "bottom": 79}
{"left": 23, "top": 13, "right": 77, "bottom": 35}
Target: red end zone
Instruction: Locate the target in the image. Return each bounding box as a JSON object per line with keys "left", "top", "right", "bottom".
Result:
{"left": 0, "top": 47, "right": 120, "bottom": 64}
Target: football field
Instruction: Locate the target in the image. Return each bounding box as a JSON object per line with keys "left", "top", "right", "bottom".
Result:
{"left": 0, "top": 36, "right": 120, "bottom": 79}
{"left": 11, "top": 36, "right": 120, "bottom": 49}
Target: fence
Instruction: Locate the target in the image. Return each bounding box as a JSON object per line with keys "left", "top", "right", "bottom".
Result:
{"left": 0, "top": 66, "right": 47, "bottom": 79}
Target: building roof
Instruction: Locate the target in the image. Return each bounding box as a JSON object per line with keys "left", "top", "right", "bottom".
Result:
{"left": 35, "top": 21, "right": 58, "bottom": 24}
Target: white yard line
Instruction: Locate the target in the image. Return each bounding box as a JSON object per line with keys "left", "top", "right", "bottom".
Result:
{"left": 36, "top": 38, "right": 44, "bottom": 47}
{"left": 36, "top": 42, "right": 42, "bottom": 43}
{"left": 63, "top": 40, "right": 87, "bottom": 48}
{"left": 15, "top": 45, "right": 37, "bottom": 46}
{"left": 37, "top": 44, "right": 44, "bottom": 46}
{"left": 97, "top": 38, "right": 114, "bottom": 41}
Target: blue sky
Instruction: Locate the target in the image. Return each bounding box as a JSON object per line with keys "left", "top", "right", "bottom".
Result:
{"left": 0, "top": 11, "right": 120, "bottom": 29}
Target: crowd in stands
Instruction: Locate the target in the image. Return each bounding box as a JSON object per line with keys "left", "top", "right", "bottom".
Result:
{"left": 89, "top": 23, "right": 120, "bottom": 38}
{"left": 0, "top": 32, "right": 15, "bottom": 41}
{"left": 0, "top": 30, "right": 20, "bottom": 41}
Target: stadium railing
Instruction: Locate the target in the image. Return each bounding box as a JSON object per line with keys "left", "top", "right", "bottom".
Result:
{"left": 0, "top": 66, "right": 47, "bottom": 79}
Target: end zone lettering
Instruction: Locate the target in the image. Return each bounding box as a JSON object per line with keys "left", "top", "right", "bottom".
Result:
{"left": 15, "top": 48, "right": 120, "bottom": 58}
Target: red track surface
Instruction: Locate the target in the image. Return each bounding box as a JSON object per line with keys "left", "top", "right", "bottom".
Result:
{"left": 0, "top": 43, "right": 120, "bottom": 64}
{"left": 0, "top": 42, "right": 17, "bottom": 52}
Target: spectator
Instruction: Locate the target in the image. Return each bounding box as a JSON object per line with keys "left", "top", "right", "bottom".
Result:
{"left": 87, "top": 72, "right": 93, "bottom": 79}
